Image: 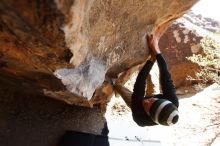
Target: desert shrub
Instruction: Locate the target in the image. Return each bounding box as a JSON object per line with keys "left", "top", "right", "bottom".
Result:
{"left": 187, "top": 37, "right": 220, "bottom": 85}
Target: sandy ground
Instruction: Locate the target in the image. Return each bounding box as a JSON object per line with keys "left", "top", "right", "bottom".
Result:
{"left": 105, "top": 83, "right": 220, "bottom": 146}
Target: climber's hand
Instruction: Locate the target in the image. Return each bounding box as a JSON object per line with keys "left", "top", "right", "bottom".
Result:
{"left": 146, "top": 34, "right": 155, "bottom": 62}
{"left": 147, "top": 34, "right": 161, "bottom": 55}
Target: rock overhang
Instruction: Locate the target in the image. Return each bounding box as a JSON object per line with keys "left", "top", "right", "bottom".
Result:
{"left": 0, "top": 0, "right": 198, "bottom": 107}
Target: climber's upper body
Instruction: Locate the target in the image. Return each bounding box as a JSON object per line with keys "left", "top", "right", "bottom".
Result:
{"left": 131, "top": 35, "right": 179, "bottom": 126}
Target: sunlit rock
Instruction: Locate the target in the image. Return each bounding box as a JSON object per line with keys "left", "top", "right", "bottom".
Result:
{"left": 160, "top": 11, "right": 220, "bottom": 87}
{"left": 0, "top": 0, "right": 198, "bottom": 107}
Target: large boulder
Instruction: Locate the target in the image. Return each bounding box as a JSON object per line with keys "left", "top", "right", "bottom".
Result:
{"left": 160, "top": 11, "right": 220, "bottom": 87}
{"left": 115, "top": 11, "right": 220, "bottom": 97}
{"left": 159, "top": 19, "right": 202, "bottom": 88}
{"left": 0, "top": 0, "right": 198, "bottom": 107}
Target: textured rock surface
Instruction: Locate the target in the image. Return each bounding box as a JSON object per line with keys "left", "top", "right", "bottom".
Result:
{"left": 0, "top": 0, "right": 198, "bottom": 107}
{"left": 160, "top": 11, "right": 220, "bottom": 87}
{"left": 0, "top": 87, "right": 108, "bottom": 146}
{"left": 160, "top": 20, "right": 202, "bottom": 87}
{"left": 113, "top": 11, "right": 220, "bottom": 98}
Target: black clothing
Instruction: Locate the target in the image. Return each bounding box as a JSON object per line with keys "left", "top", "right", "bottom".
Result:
{"left": 131, "top": 54, "right": 179, "bottom": 126}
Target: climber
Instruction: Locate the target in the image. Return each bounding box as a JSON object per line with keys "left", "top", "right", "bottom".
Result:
{"left": 114, "top": 34, "right": 179, "bottom": 126}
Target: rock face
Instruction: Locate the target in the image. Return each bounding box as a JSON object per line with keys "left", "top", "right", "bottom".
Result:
{"left": 159, "top": 20, "right": 202, "bottom": 88}
{"left": 160, "top": 11, "right": 220, "bottom": 87}
{"left": 0, "top": 0, "right": 198, "bottom": 107}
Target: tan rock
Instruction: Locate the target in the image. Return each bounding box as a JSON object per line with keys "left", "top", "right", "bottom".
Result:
{"left": 0, "top": 0, "right": 198, "bottom": 107}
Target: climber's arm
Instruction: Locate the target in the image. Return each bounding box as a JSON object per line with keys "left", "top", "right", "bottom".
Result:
{"left": 131, "top": 59, "right": 156, "bottom": 126}
{"left": 156, "top": 54, "right": 179, "bottom": 107}
{"left": 132, "top": 60, "right": 154, "bottom": 100}
{"left": 147, "top": 34, "right": 179, "bottom": 107}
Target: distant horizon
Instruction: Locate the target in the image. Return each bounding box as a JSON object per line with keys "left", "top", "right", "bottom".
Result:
{"left": 191, "top": 0, "right": 220, "bottom": 21}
